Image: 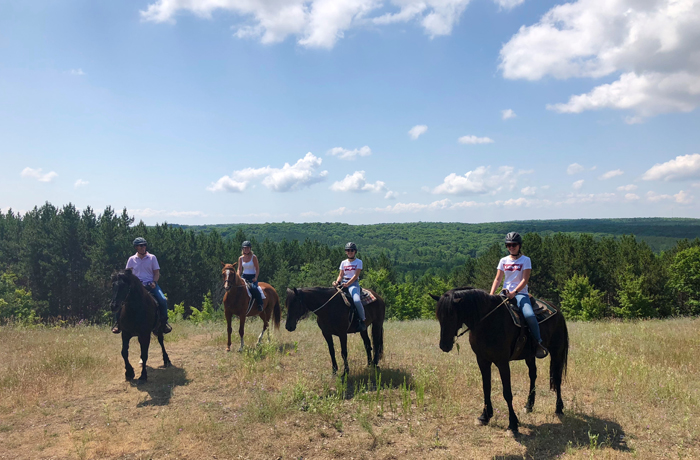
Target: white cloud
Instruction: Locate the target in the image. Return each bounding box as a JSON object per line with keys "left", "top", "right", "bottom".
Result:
{"left": 501, "top": 109, "right": 517, "bottom": 120}
{"left": 494, "top": 0, "right": 524, "bottom": 9}
{"left": 132, "top": 208, "right": 207, "bottom": 218}
{"left": 642, "top": 153, "right": 700, "bottom": 181}
{"left": 374, "top": 198, "right": 484, "bottom": 213}
{"left": 560, "top": 192, "right": 615, "bottom": 205}
{"left": 567, "top": 163, "right": 585, "bottom": 175}
{"left": 330, "top": 171, "right": 387, "bottom": 193}
{"left": 500, "top": 0, "right": 700, "bottom": 120}
{"left": 432, "top": 166, "right": 516, "bottom": 195}
{"left": 384, "top": 190, "right": 400, "bottom": 199}
{"left": 521, "top": 186, "right": 536, "bottom": 196}
{"left": 69, "top": 69, "right": 85, "bottom": 76}
{"left": 617, "top": 184, "right": 637, "bottom": 191}
{"left": 300, "top": 211, "right": 320, "bottom": 217}
{"left": 624, "top": 193, "right": 640, "bottom": 201}
{"left": 408, "top": 125, "right": 428, "bottom": 140}
{"left": 458, "top": 135, "right": 494, "bottom": 145}
{"left": 327, "top": 145, "right": 372, "bottom": 160}
{"left": 21, "top": 167, "right": 58, "bottom": 183}
{"left": 644, "top": 190, "right": 691, "bottom": 203}
{"left": 74, "top": 179, "right": 89, "bottom": 188}
{"left": 599, "top": 169, "right": 624, "bottom": 180}
{"left": 208, "top": 152, "right": 327, "bottom": 193}
{"left": 572, "top": 179, "right": 584, "bottom": 190}
{"left": 675, "top": 190, "right": 693, "bottom": 204}
{"left": 326, "top": 207, "right": 351, "bottom": 216}
{"left": 142, "top": 0, "right": 484, "bottom": 49}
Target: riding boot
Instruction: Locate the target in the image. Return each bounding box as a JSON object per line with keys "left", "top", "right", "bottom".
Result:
{"left": 357, "top": 319, "right": 367, "bottom": 332}
{"left": 112, "top": 322, "right": 121, "bottom": 334}
{"left": 535, "top": 341, "right": 549, "bottom": 359}
{"left": 161, "top": 322, "right": 172, "bottom": 334}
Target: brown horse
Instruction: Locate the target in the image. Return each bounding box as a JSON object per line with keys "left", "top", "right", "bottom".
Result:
{"left": 432, "top": 287, "right": 568, "bottom": 436}
{"left": 221, "top": 263, "right": 281, "bottom": 352}
{"left": 110, "top": 269, "right": 171, "bottom": 381}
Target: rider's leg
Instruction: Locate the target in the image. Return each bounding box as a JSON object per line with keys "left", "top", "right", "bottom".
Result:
{"left": 347, "top": 284, "right": 365, "bottom": 321}
{"left": 151, "top": 284, "right": 171, "bottom": 333}
{"left": 112, "top": 309, "right": 121, "bottom": 333}
{"left": 517, "top": 294, "right": 547, "bottom": 358}
{"left": 252, "top": 281, "right": 263, "bottom": 311}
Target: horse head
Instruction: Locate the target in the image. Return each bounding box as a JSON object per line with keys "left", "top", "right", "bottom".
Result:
{"left": 110, "top": 268, "right": 135, "bottom": 311}
{"left": 220, "top": 262, "right": 239, "bottom": 292}
{"left": 285, "top": 287, "right": 306, "bottom": 332}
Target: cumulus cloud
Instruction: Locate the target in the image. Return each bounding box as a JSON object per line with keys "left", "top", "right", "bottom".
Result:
{"left": 326, "top": 207, "right": 351, "bottom": 216}
{"left": 599, "top": 169, "right": 624, "bottom": 180}
{"left": 74, "top": 179, "right": 89, "bottom": 188}
{"left": 327, "top": 146, "right": 372, "bottom": 160}
{"left": 384, "top": 190, "right": 400, "bottom": 199}
{"left": 432, "top": 166, "right": 517, "bottom": 195}
{"left": 521, "top": 186, "right": 536, "bottom": 196}
{"left": 647, "top": 190, "right": 692, "bottom": 204}
{"left": 501, "top": 109, "right": 517, "bottom": 120}
{"left": 458, "top": 135, "right": 494, "bottom": 145}
{"left": 374, "top": 198, "right": 484, "bottom": 213}
{"left": 408, "top": 125, "right": 428, "bottom": 140}
{"left": 500, "top": 0, "right": 700, "bottom": 120}
{"left": 141, "top": 0, "right": 494, "bottom": 49}
{"left": 21, "top": 167, "right": 58, "bottom": 183}
{"left": 69, "top": 69, "right": 85, "bottom": 76}
{"left": 625, "top": 193, "right": 640, "bottom": 201}
{"left": 330, "top": 171, "right": 387, "bottom": 193}
{"left": 642, "top": 153, "right": 700, "bottom": 181}
{"left": 617, "top": 184, "right": 637, "bottom": 191}
{"left": 566, "top": 163, "right": 585, "bottom": 175}
{"left": 572, "top": 179, "right": 584, "bottom": 190}
{"left": 208, "top": 152, "right": 327, "bottom": 193}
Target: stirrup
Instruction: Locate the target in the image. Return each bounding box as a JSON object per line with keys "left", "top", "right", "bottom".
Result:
{"left": 535, "top": 343, "right": 549, "bottom": 359}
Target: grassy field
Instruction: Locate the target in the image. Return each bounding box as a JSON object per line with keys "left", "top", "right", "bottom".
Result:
{"left": 0, "top": 317, "right": 698, "bottom": 459}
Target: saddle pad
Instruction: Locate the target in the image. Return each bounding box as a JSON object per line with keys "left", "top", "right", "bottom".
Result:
{"left": 507, "top": 297, "right": 558, "bottom": 328}
{"left": 341, "top": 288, "right": 377, "bottom": 307}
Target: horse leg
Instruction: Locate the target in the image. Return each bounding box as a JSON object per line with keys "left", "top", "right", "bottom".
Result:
{"left": 122, "top": 333, "right": 135, "bottom": 381}
{"left": 137, "top": 333, "right": 150, "bottom": 382}
{"left": 322, "top": 330, "right": 339, "bottom": 374}
{"left": 238, "top": 315, "right": 246, "bottom": 352}
{"left": 476, "top": 356, "right": 493, "bottom": 425}
{"left": 158, "top": 332, "right": 171, "bottom": 368}
{"left": 257, "top": 315, "right": 268, "bottom": 346}
{"left": 496, "top": 361, "right": 519, "bottom": 435}
{"left": 225, "top": 310, "right": 233, "bottom": 352}
{"left": 524, "top": 356, "right": 537, "bottom": 412}
{"left": 360, "top": 330, "right": 373, "bottom": 366}
{"left": 339, "top": 333, "right": 350, "bottom": 377}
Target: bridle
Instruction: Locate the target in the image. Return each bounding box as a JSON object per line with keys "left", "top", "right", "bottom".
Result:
{"left": 454, "top": 294, "right": 510, "bottom": 338}
{"left": 222, "top": 268, "right": 247, "bottom": 292}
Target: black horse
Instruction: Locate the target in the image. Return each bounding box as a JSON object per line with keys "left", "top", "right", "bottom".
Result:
{"left": 285, "top": 287, "right": 385, "bottom": 375}
{"left": 432, "top": 287, "right": 568, "bottom": 435}
{"left": 111, "top": 269, "right": 171, "bottom": 381}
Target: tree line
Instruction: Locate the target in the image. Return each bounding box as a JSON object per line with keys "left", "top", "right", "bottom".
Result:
{"left": 1, "top": 203, "right": 699, "bottom": 323}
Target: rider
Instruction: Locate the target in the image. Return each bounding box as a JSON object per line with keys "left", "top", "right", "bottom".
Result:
{"left": 112, "top": 237, "right": 172, "bottom": 334}
{"left": 333, "top": 242, "right": 366, "bottom": 332}
{"left": 489, "top": 232, "right": 548, "bottom": 359}
{"left": 237, "top": 240, "right": 263, "bottom": 311}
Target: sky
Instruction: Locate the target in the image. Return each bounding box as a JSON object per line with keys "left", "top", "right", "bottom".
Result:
{"left": 1, "top": 0, "right": 699, "bottom": 225}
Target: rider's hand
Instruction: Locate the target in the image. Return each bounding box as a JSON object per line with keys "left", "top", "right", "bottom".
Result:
{"left": 506, "top": 290, "right": 516, "bottom": 300}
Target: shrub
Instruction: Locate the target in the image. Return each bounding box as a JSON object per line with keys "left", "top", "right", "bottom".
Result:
{"left": 0, "top": 272, "right": 43, "bottom": 322}
{"left": 560, "top": 274, "right": 607, "bottom": 320}
{"left": 189, "top": 291, "right": 216, "bottom": 324}
{"left": 668, "top": 246, "right": 700, "bottom": 315}
{"left": 615, "top": 271, "right": 655, "bottom": 318}
{"left": 168, "top": 302, "right": 186, "bottom": 323}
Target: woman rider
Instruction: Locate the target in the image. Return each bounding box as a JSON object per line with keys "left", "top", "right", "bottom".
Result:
{"left": 333, "top": 242, "right": 367, "bottom": 332}
{"left": 489, "top": 232, "right": 548, "bottom": 359}
{"left": 237, "top": 241, "right": 263, "bottom": 311}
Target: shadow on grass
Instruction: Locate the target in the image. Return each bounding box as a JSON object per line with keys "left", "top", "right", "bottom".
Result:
{"left": 494, "top": 412, "right": 629, "bottom": 460}
{"left": 344, "top": 366, "right": 413, "bottom": 400}
{"left": 134, "top": 364, "right": 189, "bottom": 407}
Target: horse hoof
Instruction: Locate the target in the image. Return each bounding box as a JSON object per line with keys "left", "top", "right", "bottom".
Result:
{"left": 137, "top": 378, "right": 147, "bottom": 384}
{"left": 475, "top": 418, "right": 488, "bottom": 426}
{"left": 139, "top": 359, "right": 143, "bottom": 365}
{"left": 163, "top": 361, "right": 172, "bottom": 368}
{"left": 506, "top": 428, "right": 519, "bottom": 438}
{"left": 523, "top": 405, "right": 533, "bottom": 413}
{"left": 237, "top": 348, "right": 243, "bottom": 353}
{"left": 226, "top": 347, "right": 231, "bottom": 352}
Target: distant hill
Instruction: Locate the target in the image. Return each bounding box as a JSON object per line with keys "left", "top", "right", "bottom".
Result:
{"left": 179, "top": 218, "right": 700, "bottom": 275}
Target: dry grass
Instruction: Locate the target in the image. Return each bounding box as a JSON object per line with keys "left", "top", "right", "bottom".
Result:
{"left": 0, "top": 317, "right": 699, "bottom": 459}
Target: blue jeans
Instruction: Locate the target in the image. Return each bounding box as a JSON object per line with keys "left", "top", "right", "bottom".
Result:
{"left": 147, "top": 283, "right": 169, "bottom": 323}
{"left": 516, "top": 293, "right": 541, "bottom": 343}
{"left": 346, "top": 282, "right": 365, "bottom": 321}
{"left": 242, "top": 273, "right": 262, "bottom": 306}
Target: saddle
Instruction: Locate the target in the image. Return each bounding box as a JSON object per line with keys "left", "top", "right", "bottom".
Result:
{"left": 339, "top": 288, "right": 377, "bottom": 308}
{"left": 500, "top": 294, "right": 558, "bottom": 360}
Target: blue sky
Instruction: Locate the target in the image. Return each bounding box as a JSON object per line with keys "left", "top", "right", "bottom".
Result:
{"left": 2, "top": 0, "right": 699, "bottom": 225}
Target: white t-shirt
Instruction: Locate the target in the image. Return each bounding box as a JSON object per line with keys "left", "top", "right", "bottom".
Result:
{"left": 497, "top": 255, "right": 532, "bottom": 295}
{"left": 339, "top": 258, "right": 363, "bottom": 283}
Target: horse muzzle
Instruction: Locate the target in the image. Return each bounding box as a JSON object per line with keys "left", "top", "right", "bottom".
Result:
{"left": 439, "top": 340, "right": 454, "bottom": 353}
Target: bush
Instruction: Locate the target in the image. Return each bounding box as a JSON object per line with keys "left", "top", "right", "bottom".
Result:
{"left": 668, "top": 246, "right": 700, "bottom": 315}
{"left": 168, "top": 302, "right": 186, "bottom": 323}
{"left": 189, "top": 291, "right": 216, "bottom": 324}
{"left": 560, "top": 274, "right": 607, "bottom": 320}
{"left": 615, "top": 271, "right": 655, "bottom": 318}
{"left": 0, "top": 272, "right": 43, "bottom": 322}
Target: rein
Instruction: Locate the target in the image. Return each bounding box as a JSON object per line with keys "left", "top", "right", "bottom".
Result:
{"left": 309, "top": 287, "right": 344, "bottom": 314}
{"left": 455, "top": 295, "right": 510, "bottom": 338}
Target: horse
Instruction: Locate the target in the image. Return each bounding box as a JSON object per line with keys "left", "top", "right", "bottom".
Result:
{"left": 432, "top": 287, "right": 569, "bottom": 436}
{"left": 221, "top": 263, "right": 281, "bottom": 352}
{"left": 110, "top": 269, "right": 171, "bottom": 382}
{"left": 285, "top": 287, "right": 385, "bottom": 375}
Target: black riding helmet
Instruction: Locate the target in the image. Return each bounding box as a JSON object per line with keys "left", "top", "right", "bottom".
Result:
{"left": 133, "top": 237, "right": 147, "bottom": 246}
{"left": 345, "top": 242, "right": 357, "bottom": 251}
{"left": 504, "top": 232, "right": 522, "bottom": 245}
{"left": 241, "top": 240, "right": 252, "bottom": 248}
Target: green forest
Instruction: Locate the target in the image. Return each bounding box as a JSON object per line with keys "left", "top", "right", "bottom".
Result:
{"left": 1, "top": 202, "right": 700, "bottom": 323}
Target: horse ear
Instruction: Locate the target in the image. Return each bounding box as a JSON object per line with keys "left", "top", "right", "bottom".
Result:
{"left": 429, "top": 293, "right": 441, "bottom": 301}
{"left": 286, "top": 288, "right": 294, "bottom": 296}
{"left": 220, "top": 261, "right": 226, "bottom": 268}
{"left": 293, "top": 287, "right": 298, "bottom": 294}
{"left": 124, "top": 268, "right": 133, "bottom": 275}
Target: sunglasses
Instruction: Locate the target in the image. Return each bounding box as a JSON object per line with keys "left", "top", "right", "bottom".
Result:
{"left": 136, "top": 244, "right": 147, "bottom": 247}
{"left": 505, "top": 243, "right": 519, "bottom": 248}
{"left": 345, "top": 249, "right": 356, "bottom": 252}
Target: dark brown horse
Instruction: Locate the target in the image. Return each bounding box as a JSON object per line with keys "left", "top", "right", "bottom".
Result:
{"left": 432, "top": 287, "right": 568, "bottom": 435}
{"left": 285, "top": 287, "right": 385, "bottom": 375}
{"left": 221, "top": 263, "right": 281, "bottom": 352}
{"left": 110, "top": 269, "right": 171, "bottom": 381}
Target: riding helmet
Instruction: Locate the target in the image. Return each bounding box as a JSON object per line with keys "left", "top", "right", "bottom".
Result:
{"left": 345, "top": 242, "right": 358, "bottom": 251}
{"left": 504, "top": 232, "right": 522, "bottom": 245}
{"left": 241, "top": 240, "right": 252, "bottom": 248}
{"left": 133, "top": 237, "right": 147, "bottom": 247}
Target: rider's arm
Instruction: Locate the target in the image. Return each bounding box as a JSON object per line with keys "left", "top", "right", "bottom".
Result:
{"left": 152, "top": 269, "right": 160, "bottom": 286}
{"left": 512, "top": 269, "right": 531, "bottom": 295}
{"left": 237, "top": 256, "right": 243, "bottom": 277}
{"left": 334, "top": 269, "right": 344, "bottom": 286}
{"left": 253, "top": 255, "right": 259, "bottom": 282}
{"left": 489, "top": 270, "right": 504, "bottom": 295}
{"left": 343, "top": 268, "right": 362, "bottom": 287}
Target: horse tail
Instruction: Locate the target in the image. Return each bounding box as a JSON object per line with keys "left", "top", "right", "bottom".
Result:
{"left": 371, "top": 299, "right": 385, "bottom": 363}
{"left": 550, "top": 315, "right": 569, "bottom": 391}
{"left": 272, "top": 294, "right": 281, "bottom": 331}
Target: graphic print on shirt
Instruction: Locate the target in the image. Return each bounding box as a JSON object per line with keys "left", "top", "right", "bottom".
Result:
{"left": 502, "top": 263, "right": 524, "bottom": 272}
